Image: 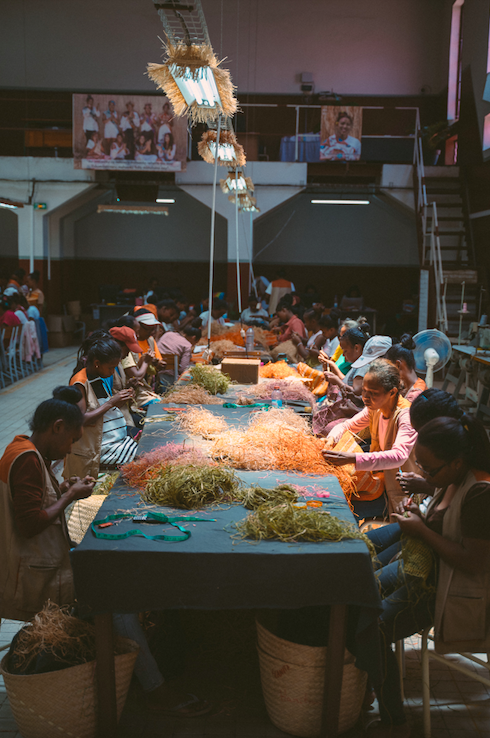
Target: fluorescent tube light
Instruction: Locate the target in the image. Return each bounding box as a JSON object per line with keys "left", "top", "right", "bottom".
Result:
{"left": 170, "top": 65, "right": 221, "bottom": 109}
{"left": 0, "top": 202, "right": 18, "bottom": 209}
{"left": 311, "top": 199, "right": 370, "bottom": 205}
{"left": 156, "top": 198, "right": 176, "bottom": 203}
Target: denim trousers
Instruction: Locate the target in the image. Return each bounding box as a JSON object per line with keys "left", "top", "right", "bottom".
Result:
{"left": 113, "top": 613, "right": 164, "bottom": 692}
{"left": 367, "top": 523, "right": 435, "bottom": 725}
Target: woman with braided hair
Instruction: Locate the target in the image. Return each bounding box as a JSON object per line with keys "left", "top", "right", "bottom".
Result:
{"left": 364, "top": 413, "right": 490, "bottom": 737}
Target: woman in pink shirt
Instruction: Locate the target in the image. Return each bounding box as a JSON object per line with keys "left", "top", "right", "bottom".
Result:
{"left": 323, "top": 359, "right": 419, "bottom": 518}
{"left": 0, "top": 298, "right": 22, "bottom": 328}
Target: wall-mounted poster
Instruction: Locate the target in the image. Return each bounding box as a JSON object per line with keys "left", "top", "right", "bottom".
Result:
{"left": 319, "top": 107, "right": 363, "bottom": 162}
{"left": 73, "top": 93, "right": 187, "bottom": 171}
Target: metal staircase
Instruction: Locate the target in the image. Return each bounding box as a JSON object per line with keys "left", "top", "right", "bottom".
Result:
{"left": 424, "top": 166, "right": 478, "bottom": 338}
{"left": 414, "top": 124, "right": 479, "bottom": 339}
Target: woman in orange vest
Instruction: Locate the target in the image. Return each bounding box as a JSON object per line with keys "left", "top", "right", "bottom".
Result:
{"left": 0, "top": 386, "right": 95, "bottom": 621}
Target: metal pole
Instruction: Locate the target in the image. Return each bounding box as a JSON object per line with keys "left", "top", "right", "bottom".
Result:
{"left": 294, "top": 106, "right": 300, "bottom": 162}
{"left": 235, "top": 169, "right": 242, "bottom": 316}
{"left": 249, "top": 211, "right": 254, "bottom": 296}
{"left": 207, "top": 115, "right": 222, "bottom": 348}
{"left": 30, "top": 205, "right": 35, "bottom": 273}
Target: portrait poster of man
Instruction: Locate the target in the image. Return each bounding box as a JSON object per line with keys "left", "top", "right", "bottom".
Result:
{"left": 319, "top": 107, "right": 363, "bottom": 162}
{"left": 73, "top": 93, "right": 187, "bottom": 171}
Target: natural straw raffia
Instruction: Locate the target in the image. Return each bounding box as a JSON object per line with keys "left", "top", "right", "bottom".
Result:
{"left": 147, "top": 40, "right": 237, "bottom": 124}
{"left": 198, "top": 129, "right": 246, "bottom": 167}
{"left": 1, "top": 638, "right": 138, "bottom": 738}
{"left": 66, "top": 495, "right": 105, "bottom": 545}
{"left": 256, "top": 620, "right": 366, "bottom": 738}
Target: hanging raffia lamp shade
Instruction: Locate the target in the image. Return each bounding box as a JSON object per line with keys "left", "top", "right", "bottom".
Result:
{"left": 228, "top": 192, "right": 258, "bottom": 211}
{"left": 198, "top": 129, "right": 246, "bottom": 167}
{"left": 147, "top": 40, "right": 237, "bottom": 125}
{"left": 220, "top": 171, "right": 254, "bottom": 194}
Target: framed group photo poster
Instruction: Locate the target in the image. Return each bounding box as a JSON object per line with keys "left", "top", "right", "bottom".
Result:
{"left": 319, "top": 107, "right": 363, "bottom": 162}
{"left": 73, "top": 93, "right": 187, "bottom": 171}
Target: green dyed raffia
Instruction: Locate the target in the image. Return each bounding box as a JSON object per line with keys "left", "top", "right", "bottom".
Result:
{"left": 234, "top": 484, "right": 299, "bottom": 510}
{"left": 190, "top": 364, "right": 231, "bottom": 395}
{"left": 235, "top": 502, "right": 376, "bottom": 554}
{"left": 142, "top": 463, "right": 240, "bottom": 509}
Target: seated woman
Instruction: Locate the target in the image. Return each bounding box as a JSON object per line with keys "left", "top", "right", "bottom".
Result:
{"left": 291, "top": 309, "right": 324, "bottom": 365}
{"left": 386, "top": 334, "right": 426, "bottom": 402}
{"left": 64, "top": 334, "right": 138, "bottom": 479}
{"left": 0, "top": 387, "right": 210, "bottom": 717}
{"left": 321, "top": 327, "right": 370, "bottom": 396}
{"left": 0, "top": 297, "right": 21, "bottom": 328}
{"left": 396, "top": 388, "right": 463, "bottom": 501}
{"left": 318, "top": 313, "right": 340, "bottom": 359}
{"left": 364, "top": 415, "right": 490, "bottom": 737}
{"left": 241, "top": 294, "right": 269, "bottom": 327}
{"left": 273, "top": 298, "right": 308, "bottom": 342}
{"left": 323, "top": 359, "right": 418, "bottom": 518}
{"left": 0, "top": 386, "right": 95, "bottom": 621}
{"left": 26, "top": 270, "right": 45, "bottom": 311}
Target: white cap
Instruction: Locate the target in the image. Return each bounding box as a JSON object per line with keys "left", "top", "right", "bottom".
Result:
{"left": 350, "top": 335, "right": 392, "bottom": 368}
{"left": 135, "top": 312, "right": 161, "bottom": 327}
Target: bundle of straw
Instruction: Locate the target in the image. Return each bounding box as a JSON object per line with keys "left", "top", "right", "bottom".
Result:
{"left": 190, "top": 364, "right": 231, "bottom": 395}
{"left": 142, "top": 463, "right": 240, "bottom": 508}
{"left": 270, "top": 340, "right": 299, "bottom": 364}
{"left": 244, "top": 379, "right": 315, "bottom": 405}
{"left": 211, "top": 410, "right": 356, "bottom": 503}
{"left": 235, "top": 503, "right": 375, "bottom": 552}
{"left": 235, "top": 484, "right": 299, "bottom": 510}
{"left": 180, "top": 407, "right": 229, "bottom": 439}
{"left": 120, "top": 444, "right": 208, "bottom": 488}
{"left": 249, "top": 407, "right": 311, "bottom": 433}
{"left": 207, "top": 339, "right": 243, "bottom": 360}
{"left": 259, "top": 362, "right": 299, "bottom": 379}
{"left": 165, "top": 385, "right": 224, "bottom": 405}
{"left": 8, "top": 602, "right": 97, "bottom": 673}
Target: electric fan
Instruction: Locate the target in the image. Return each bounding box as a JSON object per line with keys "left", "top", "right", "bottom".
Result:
{"left": 413, "top": 329, "right": 452, "bottom": 388}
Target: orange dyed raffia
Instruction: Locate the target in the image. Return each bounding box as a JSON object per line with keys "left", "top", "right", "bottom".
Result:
{"left": 211, "top": 409, "right": 355, "bottom": 507}
{"left": 259, "top": 362, "right": 300, "bottom": 379}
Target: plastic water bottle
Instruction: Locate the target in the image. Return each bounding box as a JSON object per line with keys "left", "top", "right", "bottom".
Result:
{"left": 246, "top": 327, "right": 254, "bottom": 352}
{"left": 271, "top": 386, "right": 283, "bottom": 408}
{"left": 333, "top": 295, "right": 339, "bottom": 308}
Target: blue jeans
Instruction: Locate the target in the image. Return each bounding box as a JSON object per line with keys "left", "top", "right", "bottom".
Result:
{"left": 352, "top": 492, "right": 388, "bottom": 522}
{"left": 366, "top": 524, "right": 435, "bottom": 725}
{"left": 113, "top": 613, "right": 164, "bottom": 693}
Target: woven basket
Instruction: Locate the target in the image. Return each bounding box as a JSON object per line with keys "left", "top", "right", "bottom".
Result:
{"left": 256, "top": 619, "right": 366, "bottom": 737}
{"left": 0, "top": 637, "right": 139, "bottom": 738}
{"left": 66, "top": 495, "right": 105, "bottom": 545}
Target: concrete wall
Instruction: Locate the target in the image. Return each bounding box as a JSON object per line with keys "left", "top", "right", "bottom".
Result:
{"left": 0, "top": 0, "right": 451, "bottom": 96}
{"left": 254, "top": 193, "right": 419, "bottom": 266}
{"left": 72, "top": 190, "right": 228, "bottom": 263}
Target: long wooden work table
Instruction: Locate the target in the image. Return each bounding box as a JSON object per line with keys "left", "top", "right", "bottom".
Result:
{"left": 71, "top": 402, "right": 382, "bottom": 738}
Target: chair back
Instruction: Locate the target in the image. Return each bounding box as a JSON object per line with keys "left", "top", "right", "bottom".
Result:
{"left": 160, "top": 352, "right": 179, "bottom": 381}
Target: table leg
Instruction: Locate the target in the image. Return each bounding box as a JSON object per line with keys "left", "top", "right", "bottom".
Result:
{"left": 95, "top": 612, "right": 118, "bottom": 738}
{"left": 320, "top": 603, "right": 347, "bottom": 738}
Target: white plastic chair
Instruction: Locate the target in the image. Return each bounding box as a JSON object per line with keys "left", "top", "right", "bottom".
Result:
{"left": 421, "top": 627, "right": 490, "bottom": 737}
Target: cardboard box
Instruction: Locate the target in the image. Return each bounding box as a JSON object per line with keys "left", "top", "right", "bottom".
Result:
{"left": 221, "top": 358, "right": 261, "bottom": 384}
{"left": 47, "top": 314, "right": 76, "bottom": 332}
{"left": 48, "top": 331, "right": 74, "bottom": 348}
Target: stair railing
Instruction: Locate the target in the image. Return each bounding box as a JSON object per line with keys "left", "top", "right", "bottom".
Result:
{"left": 414, "top": 112, "right": 448, "bottom": 333}
{"left": 413, "top": 111, "right": 428, "bottom": 260}
{"left": 428, "top": 202, "right": 449, "bottom": 332}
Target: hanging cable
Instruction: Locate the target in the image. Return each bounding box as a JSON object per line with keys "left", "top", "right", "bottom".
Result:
{"left": 206, "top": 115, "right": 222, "bottom": 349}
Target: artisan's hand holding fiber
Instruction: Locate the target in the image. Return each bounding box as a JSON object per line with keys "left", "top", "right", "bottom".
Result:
{"left": 391, "top": 510, "right": 427, "bottom": 537}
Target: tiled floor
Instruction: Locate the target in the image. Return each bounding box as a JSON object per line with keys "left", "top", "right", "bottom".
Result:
{"left": 1, "top": 356, "right": 490, "bottom": 737}
{"left": 0, "top": 346, "right": 78, "bottom": 456}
